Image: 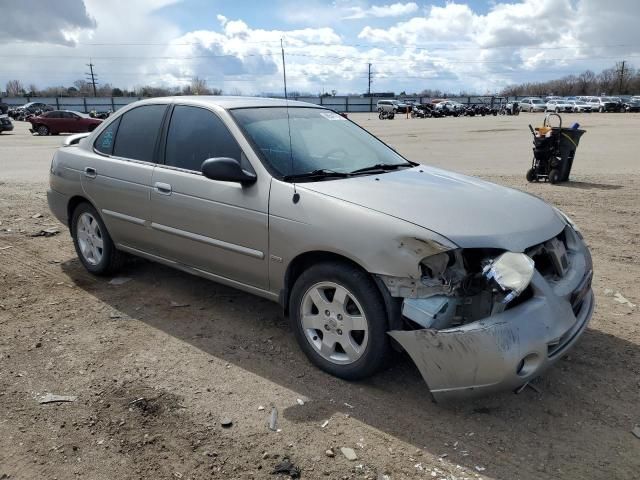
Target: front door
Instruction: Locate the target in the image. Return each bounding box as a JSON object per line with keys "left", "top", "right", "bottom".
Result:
{"left": 149, "top": 105, "right": 270, "bottom": 290}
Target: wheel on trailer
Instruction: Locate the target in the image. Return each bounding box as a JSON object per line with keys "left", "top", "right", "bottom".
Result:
{"left": 549, "top": 169, "right": 561, "bottom": 184}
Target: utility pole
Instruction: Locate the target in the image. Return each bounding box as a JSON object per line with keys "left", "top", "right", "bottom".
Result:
{"left": 618, "top": 60, "right": 626, "bottom": 94}
{"left": 367, "top": 63, "right": 372, "bottom": 95}
{"left": 85, "top": 59, "right": 98, "bottom": 96}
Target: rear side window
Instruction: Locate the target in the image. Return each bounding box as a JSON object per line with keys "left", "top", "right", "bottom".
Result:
{"left": 112, "top": 105, "right": 166, "bottom": 162}
{"left": 94, "top": 116, "right": 121, "bottom": 155}
{"left": 165, "top": 105, "right": 242, "bottom": 172}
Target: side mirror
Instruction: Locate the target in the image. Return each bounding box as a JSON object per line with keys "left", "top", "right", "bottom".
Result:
{"left": 201, "top": 157, "right": 256, "bottom": 185}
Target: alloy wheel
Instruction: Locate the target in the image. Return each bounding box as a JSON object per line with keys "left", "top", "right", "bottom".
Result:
{"left": 76, "top": 212, "right": 104, "bottom": 265}
{"left": 300, "top": 281, "right": 369, "bottom": 365}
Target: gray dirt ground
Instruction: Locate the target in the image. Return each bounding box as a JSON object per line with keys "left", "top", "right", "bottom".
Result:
{"left": 0, "top": 113, "right": 639, "bottom": 480}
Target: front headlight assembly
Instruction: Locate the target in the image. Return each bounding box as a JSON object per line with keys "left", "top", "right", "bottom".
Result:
{"left": 482, "top": 252, "right": 535, "bottom": 303}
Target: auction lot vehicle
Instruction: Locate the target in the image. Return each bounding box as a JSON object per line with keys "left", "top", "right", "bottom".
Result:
{"left": 546, "top": 99, "right": 574, "bottom": 113}
{"left": 47, "top": 97, "right": 594, "bottom": 400}
{"left": 9, "top": 101, "right": 54, "bottom": 120}
{"left": 519, "top": 98, "right": 546, "bottom": 112}
{"left": 588, "top": 96, "right": 623, "bottom": 112}
{"left": 376, "top": 99, "right": 410, "bottom": 114}
{"left": 29, "top": 110, "right": 103, "bottom": 136}
{"left": 434, "top": 100, "right": 465, "bottom": 116}
{"left": 623, "top": 98, "right": 640, "bottom": 112}
{"left": 0, "top": 114, "right": 14, "bottom": 133}
{"left": 567, "top": 100, "right": 593, "bottom": 113}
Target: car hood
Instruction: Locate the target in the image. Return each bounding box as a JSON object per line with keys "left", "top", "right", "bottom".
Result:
{"left": 301, "top": 166, "right": 565, "bottom": 252}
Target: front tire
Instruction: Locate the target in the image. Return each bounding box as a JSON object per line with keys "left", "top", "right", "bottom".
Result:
{"left": 526, "top": 168, "right": 537, "bottom": 182}
{"left": 289, "top": 262, "right": 390, "bottom": 380}
{"left": 37, "top": 125, "right": 49, "bottom": 136}
{"left": 71, "top": 202, "right": 124, "bottom": 275}
{"left": 549, "top": 169, "right": 561, "bottom": 184}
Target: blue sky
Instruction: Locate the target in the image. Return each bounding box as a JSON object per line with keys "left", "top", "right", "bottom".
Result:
{"left": 154, "top": 0, "right": 493, "bottom": 34}
{"left": 1, "top": 0, "right": 639, "bottom": 95}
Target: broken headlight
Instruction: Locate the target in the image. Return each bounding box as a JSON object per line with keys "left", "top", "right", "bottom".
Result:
{"left": 482, "top": 252, "right": 535, "bottom": 303}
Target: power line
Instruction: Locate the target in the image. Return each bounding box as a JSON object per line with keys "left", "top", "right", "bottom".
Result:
{"left": 4, "top": 39, "right": 640, "bottom": 52}
{"left": 1, "top": 52, "right": 639, "bottom": 65}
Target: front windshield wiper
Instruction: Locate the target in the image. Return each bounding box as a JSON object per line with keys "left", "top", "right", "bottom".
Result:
{"left": 349, "top": 163, "right": 411, "bottom": 175}
{"left": 282, "top": 169, "right": 351, "bottom": 182}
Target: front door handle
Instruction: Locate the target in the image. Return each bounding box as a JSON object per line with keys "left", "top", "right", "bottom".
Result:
{"left": 154, "top": 182, "right": 172, "bottom": 195}
{"left": 84, "top": 167, "right": 97, "bottom": 178}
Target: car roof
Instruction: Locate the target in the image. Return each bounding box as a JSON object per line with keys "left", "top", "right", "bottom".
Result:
{"left": 134, "top": 95, "right": 323, "bottom": 110}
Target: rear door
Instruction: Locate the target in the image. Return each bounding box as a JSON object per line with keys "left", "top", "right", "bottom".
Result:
{"left": 149, "top": 104, "right": 269, "bottom": 290}
{"left": 43, "top": 111, "right": 64, "bottom": 133}
{"left": 81, "top": 103, "right": 168, "bottom": 252}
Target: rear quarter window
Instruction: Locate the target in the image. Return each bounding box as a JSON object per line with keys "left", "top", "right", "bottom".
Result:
{"left": 94, "top": 116, "right": 121, "bottom": 156}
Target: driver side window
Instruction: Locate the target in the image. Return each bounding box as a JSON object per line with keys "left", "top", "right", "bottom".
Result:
{"left": 165, "top": 105, "right": 242, "bottom": 172}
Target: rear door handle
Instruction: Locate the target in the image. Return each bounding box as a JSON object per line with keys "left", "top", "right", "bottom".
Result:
{"left": 154, "top": 182, "right": 172, "bottom": 195}
{"left": 83, "top": 167, "right": 97, "bottom": 178}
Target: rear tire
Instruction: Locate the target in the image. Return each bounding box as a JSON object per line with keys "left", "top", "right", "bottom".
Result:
{"left": 289, "top": 262, "right": 390, "bottom": 380}
{"left": 549, "top": 169, "right": 561, "bottom": 184}
{"left": 71, "top": 202, "right": 125, "bottom": 276}
{"left": 526, "top": 168, "right": 537, "bottom": 182}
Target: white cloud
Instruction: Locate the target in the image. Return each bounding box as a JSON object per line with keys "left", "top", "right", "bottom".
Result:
{"left": 1, "top": 0, "right": 640, "bottom": 96}
{"left": 0, "top": 0, "right": 96, "bottom": 46}
{"left": 344, "top": 2, "right": 419, "bottom": 20}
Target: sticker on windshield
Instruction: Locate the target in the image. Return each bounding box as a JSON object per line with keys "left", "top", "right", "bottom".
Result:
{"left": 320, "top": 111, "right": 346, "bottom": 121}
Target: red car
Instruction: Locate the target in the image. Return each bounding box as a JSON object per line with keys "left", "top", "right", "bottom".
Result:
{"left": 29, "top": 110, "right": 102, "bottom": 136}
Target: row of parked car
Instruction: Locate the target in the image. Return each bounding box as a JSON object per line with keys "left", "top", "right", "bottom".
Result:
{"left": 0, "top": 101, "right": 109, "bottom": 136}
{"left": 376, "top": 99, "right": 518, "bottom": 118}
{"left": 519, "top": 95, "right": 640, "bottom": 113}
{"left": 377, "top": 95, "right": 640, "bottom": 120}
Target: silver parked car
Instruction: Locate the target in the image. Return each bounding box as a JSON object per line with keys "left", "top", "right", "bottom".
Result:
{"left": 519, "top": 97, "right": 546, "bottom": 112}
{"left": 545, "top": 99, "right": 574, "bottom": 113}
{"left": 567, "top": 100, "right": 593, "bottom": 113}
{"left": 47, "top": 97, "right": 594, "bottom": 401}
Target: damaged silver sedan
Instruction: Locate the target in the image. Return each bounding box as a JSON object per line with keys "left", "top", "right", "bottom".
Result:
{"left": 47, "top": 97, "right": 593, "bottom": 401}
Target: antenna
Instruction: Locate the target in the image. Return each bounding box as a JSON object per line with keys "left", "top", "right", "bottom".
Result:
{"left": 281, "top": 38, "right": 288, "bottom": 100}
{"left": 281, "top": 38, "right": 298, "bottom": 200}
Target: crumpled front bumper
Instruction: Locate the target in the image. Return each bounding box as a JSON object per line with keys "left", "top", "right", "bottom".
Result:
{"left": 389, "top": 233, "right": 594, "bottom": 402}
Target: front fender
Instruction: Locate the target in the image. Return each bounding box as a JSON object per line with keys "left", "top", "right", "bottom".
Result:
{"left": 268, "top": 180, "right": 457, "bottom": 295}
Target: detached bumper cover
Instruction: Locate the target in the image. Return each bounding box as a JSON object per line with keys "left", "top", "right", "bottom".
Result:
{"left": 389, "top": 232, "right": 594, "bottom": 401}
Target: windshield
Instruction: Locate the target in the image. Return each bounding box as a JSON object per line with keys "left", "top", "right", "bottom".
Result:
{"left": 231, "top": 107, "right": 409, "bottom": 178}
{"left": 532, "top": 99, "right": 544, "bottom": 104}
